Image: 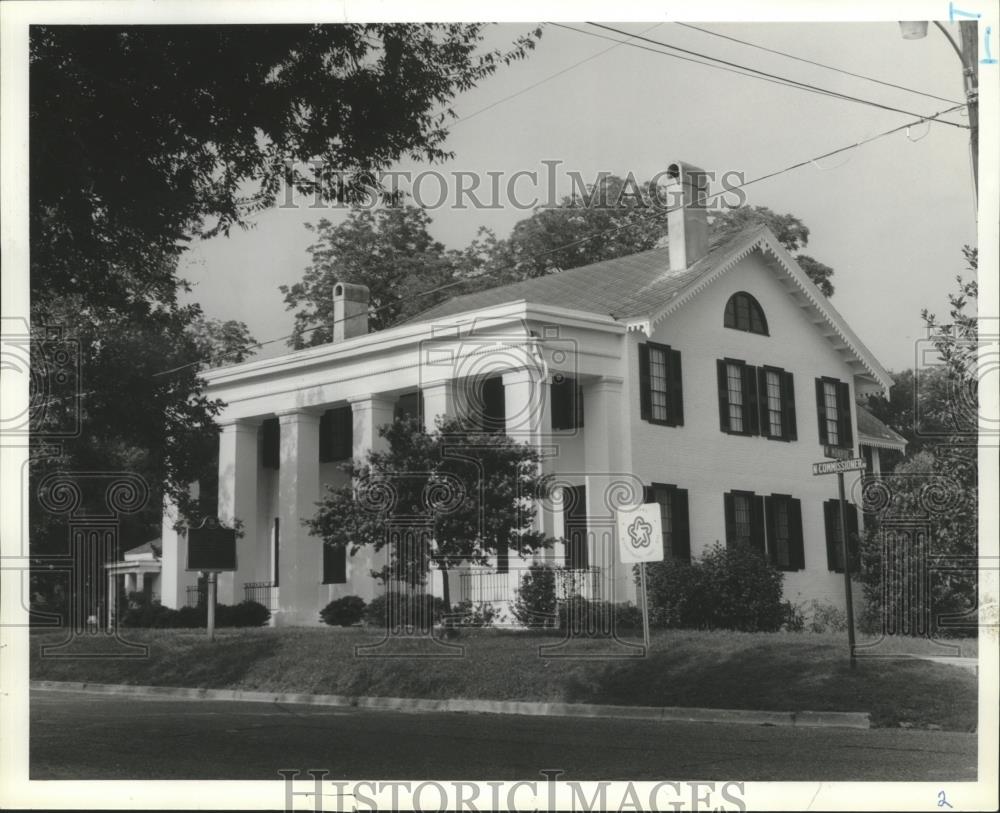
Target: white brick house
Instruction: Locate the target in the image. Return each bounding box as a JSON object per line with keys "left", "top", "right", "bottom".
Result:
{"left": 158, "top": 162, "right": 902, "bottom": 625}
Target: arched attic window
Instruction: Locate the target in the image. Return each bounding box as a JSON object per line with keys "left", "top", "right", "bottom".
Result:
{"left": 724, "top": 292, "right": 768, "bottom": 335}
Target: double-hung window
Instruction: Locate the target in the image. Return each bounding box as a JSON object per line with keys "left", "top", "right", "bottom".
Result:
{"left": 723, "top": 490, "right": 765, "bottom": 556}
{"left": 717, "top": 360, "right": 796, "bottom": 440}
{"left": 815, "top": 377, "right": 853, "bottom": 449}
{"left": 764, "top": 494, "right": 804, "bottom": 570}
{"left": 639, "top": 342, "right": 683, "bottom": 427}
{"left": 643, "top": 483, "right": 691, "bottom": 561}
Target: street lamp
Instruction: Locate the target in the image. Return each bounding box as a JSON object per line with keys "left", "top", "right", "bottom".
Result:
{"left": 899, "top": 20, "right": 979, "bottom": 201}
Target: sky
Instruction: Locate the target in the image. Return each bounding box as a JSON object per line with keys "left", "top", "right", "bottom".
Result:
{"left": 176, "top": 20, "right": 981, "bottom": 374}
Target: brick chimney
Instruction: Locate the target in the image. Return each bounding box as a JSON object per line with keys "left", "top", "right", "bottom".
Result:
{"left": 332, "top": 282, "right": 370, "bottom": 342}
{"left": 666, "top": 162, "right": 709, "bottom": 272}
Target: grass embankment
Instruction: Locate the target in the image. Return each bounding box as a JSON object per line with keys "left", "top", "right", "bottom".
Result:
{"left": 29, "top": 627, "right": 978, "bottom": 731}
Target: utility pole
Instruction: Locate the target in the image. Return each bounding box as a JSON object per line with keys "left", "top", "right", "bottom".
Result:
{"left": 958, "top": 20, "right": 979, "bottom": 201}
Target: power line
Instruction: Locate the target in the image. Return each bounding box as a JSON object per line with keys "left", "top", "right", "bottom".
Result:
{"left": 675, "top": 21, "right": 963, "bottom": 106}
{"left": 567, "top": 22, "right": 966, "bottom": 129}
{"left": 451, "top": 22, "right": 665, "bottom": 127}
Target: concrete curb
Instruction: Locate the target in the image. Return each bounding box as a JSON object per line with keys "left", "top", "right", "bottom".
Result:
{"left": 30, "top": 680, "right": 871, "bottom": 729}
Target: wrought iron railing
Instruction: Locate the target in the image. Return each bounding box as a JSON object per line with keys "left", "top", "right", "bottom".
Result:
{"left": 243, "top": 581, "right": 278, "bottom": 612}
{"left": 457, "top": 566, "right": 603, "bottom": 605}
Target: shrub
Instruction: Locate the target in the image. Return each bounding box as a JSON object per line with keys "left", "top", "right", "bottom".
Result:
{"left": 512, "top": 564, "right": 558, "bottom": 628}
{"left": 119, "top": 597, "right": 269, "bottom": 628}
{"left": 319, "top": 595, "right": 367, "bottom": 627}
{"left": 558, "top": 598, "right": 642, "bottom": 635}
{"left": 363, "top": 592, "right": 446, "bottom": 631}
{"left": 451, "top": 599, "right": 497, "bottom": 628}
{"left": 639, "top": 557, "right": 695, "bottom": 629}
{"left": 642, "top": 543, "right": 786, "bottom": 632}
{"left": 806, "top": 600, "right": 848, "bottom": 633}
{"left": 781, "top": 600, "right": 806, "bottom": 632}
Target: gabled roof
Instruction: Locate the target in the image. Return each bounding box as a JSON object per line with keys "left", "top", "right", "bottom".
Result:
{"left": 856, "top": 405, "right": 908, "bottom": 451}
{"left": 123, "top": 539, "right": 162, "bottom": 559}
{"left": 408, "top": 224, "right": 892, "bottom": 391}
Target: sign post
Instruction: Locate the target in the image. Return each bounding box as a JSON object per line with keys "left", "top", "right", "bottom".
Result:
{"left": 186, "top": 519, "right": 238, "bottom": 642}
{"left": 617, "top": 503, "right": 663, "bottom": 652}
{"left": 813, "top": 447, "right": 865, "bottom": 669}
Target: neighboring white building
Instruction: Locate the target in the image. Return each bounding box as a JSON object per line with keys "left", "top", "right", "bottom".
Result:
{"left": 159, "top": 162, "right": 902, "bottom": 625}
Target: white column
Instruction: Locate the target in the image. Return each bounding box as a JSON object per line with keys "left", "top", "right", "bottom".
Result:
{"left": 582, "top": 376, "right": 632, "bottom": 603}
{"left": 422, "top": 380, "right": 455, "bottom": 434}
{"left": 275, "top": 410, "right": 322, "bottom": 625}
{"left": 348, "top": 395, "right": 397, "bottom": 601}
{"left": 136, "top": 572, "right": 145, "bottom": 597}
{"left": 160, "top": 490, "right": 198, "bottom": 608}
{"left": 217, "top": 420, "right": 260, "bottom": 605}
{"left": 501, "top": 369, "right": 543, "bottom": 444}
{"left": 107, "top": 571, "right": 116, "bottom": 627}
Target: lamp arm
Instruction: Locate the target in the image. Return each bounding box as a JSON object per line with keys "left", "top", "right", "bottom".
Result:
{"left": 933, "top": 21, "right": 967, "bottom": 65}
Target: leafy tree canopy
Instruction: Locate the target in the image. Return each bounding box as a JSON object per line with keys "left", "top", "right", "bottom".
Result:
{"left": 305, "top": 416, "right": 552, "bottom": 607}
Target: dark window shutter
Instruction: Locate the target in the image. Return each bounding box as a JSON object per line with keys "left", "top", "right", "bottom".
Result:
{"left": 815, "top": 379, "right": 828, "bottom": 445}
{"left": 823, "top": 500, "right": 838, "bottom": 571}
{"left": 837, "top": 381, "right": 853, "bottom": 448}
{"left": 668, "top": 349, "right": 684, "bottom": 426}
{"left": 788, "top": 498, "right": 805, "bottom": 570}
{"left": 756, "top": 367, "right": 770, "bottom": 437}
{"left": 717, "top": 360, "right": 730, "bottom": 432}
{"left": 782, "top": 371, "right": 797, "bottom": 441}
{"left": 323, "top": 544, "right": 347, "bottom": 584}
{"left": 764, "top": 496, "right": 777, "bottom": 565}
{"left": 639, "top": 344, "right": 652, "bottom": 421}
{"left": 723, "top": 492, "right": 736, "bottom": 547}
{"left": 750, "top": 494, "right": 765, "bottom": 556}
{"left": 742, "top": 365, "right": 760, "bottom": 436}
{"left": 319, "top": 410, "right": 333, "bottom": 462}
{"left": 551, "top": 378, "right": 571, "bottom": 430}
{"left": 262, "top": 418, "right": 280, "bottom": 469}
{"left": 845, "top": 504, "right": 860, "bottom": 573}
{"left": 643, "top": 485, "right": 654, "bottom": 503}
{"left": 673, "top": 488, "right": 691, "bottom": 561}
{"left": 575, "top": 385, "right": 584, "bottom": 428}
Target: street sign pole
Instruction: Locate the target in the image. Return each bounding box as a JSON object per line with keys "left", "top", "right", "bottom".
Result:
{"left": 837, "top": 472, "right": 857, "bottom": 669}
{"left": 639, "top": 562, "right": 650, "bottom": 651}
{"left": 206, "top": 571, "right": 218, "bottom": 642}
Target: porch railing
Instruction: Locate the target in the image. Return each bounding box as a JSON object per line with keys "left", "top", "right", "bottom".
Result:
{"left": 243, "top": 581, "right": 278, "bottom": 612}
{"left": 456, "top": 566, "right": 604, "bottom": 606}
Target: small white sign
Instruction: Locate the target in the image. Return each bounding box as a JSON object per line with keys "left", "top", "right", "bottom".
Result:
{"left": 617, "top": 503, "right": 664, "bottom": 564}
{"left": 812, "top": 458, "right": 867, "bottom": 475}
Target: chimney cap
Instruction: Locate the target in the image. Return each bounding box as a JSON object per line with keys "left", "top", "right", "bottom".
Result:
{"left": 334, "top": 281, "right": 370, "bottom": 300}
{"left": 667, "top": 161, "right": 708, "bottom": 183}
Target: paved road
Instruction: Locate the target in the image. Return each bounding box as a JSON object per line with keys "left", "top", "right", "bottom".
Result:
{"left": 31, "top": 689, "right": 976, "bottom": 782}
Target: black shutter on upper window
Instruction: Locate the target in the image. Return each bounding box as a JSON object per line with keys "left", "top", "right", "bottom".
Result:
{"left": 750, "top": 494, "right": 766, "bottom": 556}
{"left": 673, "top": 488, "right": 691, "bottom": 561}
{"left": 638, "top": 344, "right": 652, "bottom": 421}
{"left": 837, "top": 381, "right": 853, "bottom": 448}
{"left": 782, "top": 372, "right": 797, "bottom": 441}
{"left": 668, "top": 349, "right": 684, "bottom": 426}
{"left": 723, "top": 492, "right": 736, "bottom": 547}
{"left": 788, "top": 498, "right": 805, "bottom": 570}
{"left": 717, "top": 361, "right": 730, "bottom": 432}
{"left": 756, "top": 368, "right": 770, "bottom": 437}
{"left": 742, "top": 365, "right": 760, "bottom": 436}
{"left": 815, "top": 379, "right": 828, "bottom": 445}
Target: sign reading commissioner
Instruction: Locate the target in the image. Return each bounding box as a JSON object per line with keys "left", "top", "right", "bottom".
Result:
{"left": 812, "top": 458, "right": 867, "bottom": 476}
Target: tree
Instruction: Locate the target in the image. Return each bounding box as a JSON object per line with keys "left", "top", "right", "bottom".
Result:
{"left": 859, "top": 247, "right": 978, "bottom": 635}
{"left": 464, "top": 186, "right": 837, "bottom": 295}
{"left": 304, "top": 416, "right": 552, "bottom": 609}
{"left": 281, "top": 205, "right": 461, "bottom": 347}
{"left": 28, "top": 23, "right": 540, "bottom": 565}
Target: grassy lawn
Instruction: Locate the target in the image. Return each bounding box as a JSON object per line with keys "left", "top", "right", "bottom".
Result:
{"left": 29, "top": 627, "right": 978, "bottom": 731}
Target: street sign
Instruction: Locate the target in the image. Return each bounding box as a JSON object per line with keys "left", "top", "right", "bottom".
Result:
{"left": 823, "top": 445, "right": 853, "bottom": 461}
{"left": 617, "top": 503, "right": 664, "bottom": 564}
{"left": 812, "top": 458, "right": 866, "bottom": 476}
{"left": 186, "top": 524, "right": 237, "bottom": 571}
